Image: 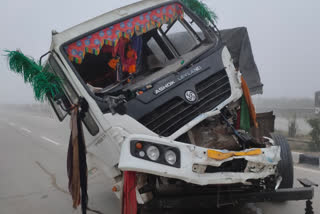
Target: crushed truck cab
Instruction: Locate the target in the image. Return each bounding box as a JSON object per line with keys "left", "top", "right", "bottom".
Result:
{"left": 43, "top": 0, "right": 314, "bottom": 212}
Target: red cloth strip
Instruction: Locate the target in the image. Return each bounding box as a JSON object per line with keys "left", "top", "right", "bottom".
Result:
{"left": 122, "top": 171, "right": 137, "bottom": 214}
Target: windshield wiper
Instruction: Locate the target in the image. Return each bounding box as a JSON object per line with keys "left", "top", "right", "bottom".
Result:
{"left": 96, "top": 74, "right": 134, "bottom": 95}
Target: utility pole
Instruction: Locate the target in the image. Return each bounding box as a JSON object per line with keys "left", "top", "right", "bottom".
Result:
{"left": 315, "top": 91, "right": 320, "bottom": 115}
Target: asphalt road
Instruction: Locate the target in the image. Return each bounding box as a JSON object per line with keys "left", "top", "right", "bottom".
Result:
{"left": 0, "top": 109, "right": 319, "bottom": 214}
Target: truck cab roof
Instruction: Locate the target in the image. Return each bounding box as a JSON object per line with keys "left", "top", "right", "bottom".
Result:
{"left": 50, "top": 0, "right": 175, "bottom": 49}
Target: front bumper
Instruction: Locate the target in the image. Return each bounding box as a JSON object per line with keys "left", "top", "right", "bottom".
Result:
{"left": 142, "top": 187, "right": 314, "bottom": 209}
{"left": 118, "top": 134, "right": 281, "bottom": 186}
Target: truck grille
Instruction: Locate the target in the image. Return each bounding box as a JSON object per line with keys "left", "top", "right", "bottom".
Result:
{"left": 139, "top": 69, "right": 231, "bottom": 137}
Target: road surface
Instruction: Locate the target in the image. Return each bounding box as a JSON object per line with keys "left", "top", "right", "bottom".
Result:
{"left": 0, "top": 109, "right": 318, "bottom": 214}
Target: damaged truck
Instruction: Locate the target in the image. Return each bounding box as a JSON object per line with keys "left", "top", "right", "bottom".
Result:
{"left": 21, "top": 0, "right": 315, "bottom": 213}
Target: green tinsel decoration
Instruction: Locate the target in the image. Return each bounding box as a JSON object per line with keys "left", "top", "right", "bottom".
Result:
{"left": 181, "top": 0, "right": 218, "bottom": 24}
{"left": 4, "top": 50, "right": 63, "bottom": 102}
{"left": 5, "top": 50, "right": 42, "bottom": 83}
{"left": 32, "top": 70, "right": 63, "bottom": 102}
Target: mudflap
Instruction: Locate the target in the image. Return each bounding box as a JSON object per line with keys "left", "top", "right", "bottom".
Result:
{"left": 122, "top": 171, "right": 137, "bottom": 214}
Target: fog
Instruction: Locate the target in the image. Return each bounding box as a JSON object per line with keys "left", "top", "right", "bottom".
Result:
{"left": 0, "top": 0, "right": 319, "bottom": 104}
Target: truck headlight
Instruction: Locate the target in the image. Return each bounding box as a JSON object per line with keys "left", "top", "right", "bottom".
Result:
{"left": 146, "top": 146, "right": 160, "bottom": 161}
{"left": 165, "top": 150, "right": 177, "bottom": 165}
{"left": 130, "top": 141, "right": 180, "bottom": 168}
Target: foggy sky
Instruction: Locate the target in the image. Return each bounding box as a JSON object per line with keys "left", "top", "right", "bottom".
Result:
{"left": 0, "top": 0, "right": 319, "bottom": 104}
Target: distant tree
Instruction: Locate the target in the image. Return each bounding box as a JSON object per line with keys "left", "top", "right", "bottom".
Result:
{"left": 288, "top": 114, "right": 297, "bottom": 137}
{"left": 307, "top": 118, "right": 320, "bottom": 150}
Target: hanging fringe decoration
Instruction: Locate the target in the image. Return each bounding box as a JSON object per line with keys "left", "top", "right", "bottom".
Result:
{"left": 4, "top": 50, "right": 62, "bottom": 102}
{"left": 66, "top": 3, "right": 183, "bottom": 64}
{"left": 181, "top": 0, "right": 218, "bottom": 24}
{"left": 67, "top": 98, "right": 89, "bottom": 214}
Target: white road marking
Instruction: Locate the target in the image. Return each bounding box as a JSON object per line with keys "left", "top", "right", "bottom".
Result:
{"left": 294, "top": 166, "right": 320, "bottom": 174}
{"left": 21, "top": 127, "right": 32, "bottom": 133}
{"left": 41, "top": 136, "right": 61, "bottom": 146}
{"left": 8, "top": 122, "right": 16, "bottom": 126}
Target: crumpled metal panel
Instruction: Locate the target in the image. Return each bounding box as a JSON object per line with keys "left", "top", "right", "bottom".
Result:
{"left": 119, "top": 134, "right": 281, "bottom": 186}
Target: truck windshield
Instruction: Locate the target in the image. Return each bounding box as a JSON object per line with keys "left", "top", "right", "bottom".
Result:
{"left": 63, "top": 3, "right": 214, "bottom": 96}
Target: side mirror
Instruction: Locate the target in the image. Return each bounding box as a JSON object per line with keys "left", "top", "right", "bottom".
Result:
{"left": 48, "top": 93, "right": 71, "bottom": 121}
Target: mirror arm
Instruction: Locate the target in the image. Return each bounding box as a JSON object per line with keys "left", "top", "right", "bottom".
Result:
{"left": 59, "top": 97, "right": 89, "bottom": 117}
{"left": 39, "top": 51, "right": 52, "bottom": 66}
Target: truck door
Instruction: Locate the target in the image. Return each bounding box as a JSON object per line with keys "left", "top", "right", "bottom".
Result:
{"left": 45, "top": 53, "right": 100, "bottom": 137}
{"left": 46, "top": 52, "right": 121, "bottom": 180}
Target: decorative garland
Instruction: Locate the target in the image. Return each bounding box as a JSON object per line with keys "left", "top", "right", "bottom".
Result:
{"left": 66, "top": 3, "right": 183, "bottom": 64}
{"left": 5, "top": 50, "right": 63, "bottom": 102}
{"left": 181, "top": 0, "right": 218, "bottom": 24}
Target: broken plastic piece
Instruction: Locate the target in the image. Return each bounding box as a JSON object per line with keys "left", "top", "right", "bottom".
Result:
{"left": 207, "top": 148, "right": 262, "bottom": 160}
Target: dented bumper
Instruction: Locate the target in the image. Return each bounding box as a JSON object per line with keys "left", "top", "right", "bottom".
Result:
{"left": 118, "top": 134, "right": 281, "bottom": 186}
{"left": 142, "top": 187, "right": 314, "bottom": 209}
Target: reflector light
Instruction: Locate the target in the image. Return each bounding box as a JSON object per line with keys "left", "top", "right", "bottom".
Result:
{"left": 136, "top": 142, "right": 143, "bottom": 149}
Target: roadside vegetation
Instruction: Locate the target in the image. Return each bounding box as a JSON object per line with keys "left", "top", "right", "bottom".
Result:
{"left": 307, "top": 118, "right": 320, "bottom": 151}
{"left": 254, "top": 97, "right": 320, "bottom": 153}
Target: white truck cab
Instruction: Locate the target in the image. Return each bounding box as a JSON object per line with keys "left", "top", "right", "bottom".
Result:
{"left": 44, "top": 0, "right": 294, "bottom": 212}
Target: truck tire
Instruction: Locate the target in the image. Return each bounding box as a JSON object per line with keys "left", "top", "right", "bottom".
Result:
{"left": 271, "top": 133, "right": 294, "bottom": 188}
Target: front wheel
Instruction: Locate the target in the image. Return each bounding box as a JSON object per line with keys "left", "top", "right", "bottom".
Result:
{"left": 271, "top": 133, "right": 294, "bottom": 188}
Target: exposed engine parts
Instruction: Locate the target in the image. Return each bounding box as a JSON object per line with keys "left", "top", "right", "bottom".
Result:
{"left": 187, "top": 106, "right": 266, "bottom": 151}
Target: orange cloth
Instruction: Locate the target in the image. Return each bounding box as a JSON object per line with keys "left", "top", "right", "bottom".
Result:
{"left": 241, "top": 76, "right": 258, "bottom": 128}
{"left": 108, "top": 58, "right": 119, "bottom": 70}
{"left": 128, "top": 64, "right": 136, "bottom": 74}
{"left": 113, "top": 38, "right": 137, "bottom": 74}
{"left": 125, "top": 47, "right": 137, "bottom": 74}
